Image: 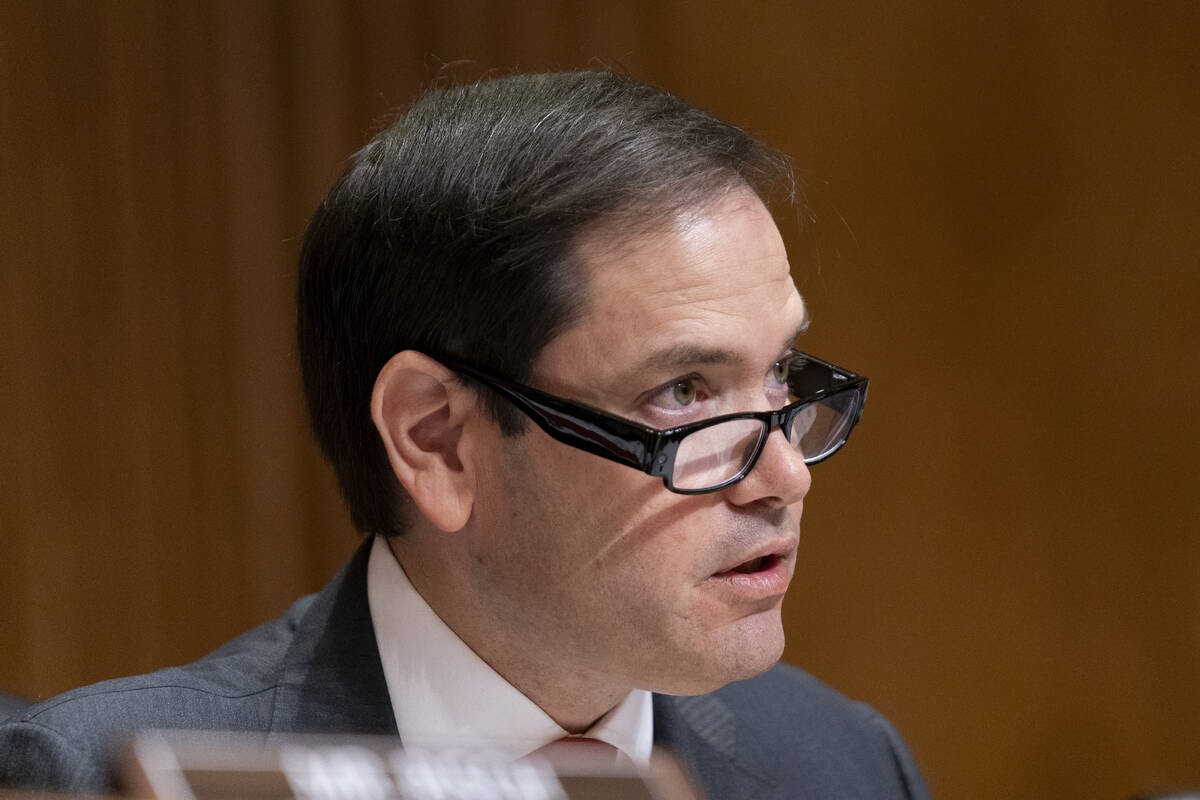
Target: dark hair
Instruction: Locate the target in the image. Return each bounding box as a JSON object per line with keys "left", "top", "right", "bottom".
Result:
{"left": 297, "top": 70, "right": 791, "bottom": 536}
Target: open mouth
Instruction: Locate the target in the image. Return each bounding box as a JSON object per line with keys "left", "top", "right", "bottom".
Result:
{"left": 724, "top": 554, "right": 780, "bottom": 575}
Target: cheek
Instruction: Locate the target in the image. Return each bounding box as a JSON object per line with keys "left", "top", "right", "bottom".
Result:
{"left": 575, "top": 493, "right": 718, "bottom": 623}
{"left": 493, "top": 431, "right": 719, "bottom": 605}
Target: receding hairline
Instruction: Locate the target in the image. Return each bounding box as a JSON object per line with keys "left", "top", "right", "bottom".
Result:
{"left": 563, "top": 176, "right": 785, "bottom": 304}
{"left": 538, "top": 184, "right": 807, "bottom": 392}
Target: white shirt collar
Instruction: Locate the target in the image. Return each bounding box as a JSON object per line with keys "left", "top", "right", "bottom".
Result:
{"left": 366, "top": 535, "right": 653, "bottom": 766}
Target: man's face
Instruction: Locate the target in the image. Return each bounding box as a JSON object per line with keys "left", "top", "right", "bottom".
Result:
{"left": 468, "top": 187, "right": 811, "bottom": 696}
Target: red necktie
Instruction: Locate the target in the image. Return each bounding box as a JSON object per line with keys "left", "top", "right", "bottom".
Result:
{"left": 530, "top": 736, "right": 622, "bottom": 764}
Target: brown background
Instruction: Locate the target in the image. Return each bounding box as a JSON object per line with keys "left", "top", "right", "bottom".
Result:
{"left": 2, "top": 2, "right": 1198, "bottom": 798}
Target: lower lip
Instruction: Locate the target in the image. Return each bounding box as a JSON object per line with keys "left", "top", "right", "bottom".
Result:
{"left": 709, "top": 555, "right": 791, "bottom": 599}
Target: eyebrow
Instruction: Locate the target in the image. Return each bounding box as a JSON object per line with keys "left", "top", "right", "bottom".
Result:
{"left": 635, "top": 310, "right": 812, "bottom": 374}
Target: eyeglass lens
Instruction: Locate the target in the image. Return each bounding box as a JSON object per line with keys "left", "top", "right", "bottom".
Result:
{"left": 672, "top": 418, "right": 766, "bottom": 491}
{"left": 790, "top": 391, "right": 859, "bottom": 462}
{"left": 670, "top": 391, "right": 861, "bottom": 491}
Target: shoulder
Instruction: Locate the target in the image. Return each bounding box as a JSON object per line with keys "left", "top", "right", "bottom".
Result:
{"left": 712, "top": 660, "right": 881, "bottom": 728}
{"left": 661, "top": 663, "right": 931, "bottom": 799}
{"left": 704, "top": 663, "right": 897, "bottom": 749}
{"left": 0, "top": 593, "right": 316, "bottom": 794}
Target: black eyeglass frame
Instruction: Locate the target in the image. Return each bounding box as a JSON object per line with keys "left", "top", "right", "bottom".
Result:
{"left": 434, "top": 351, "right": 869, "bottom": 495}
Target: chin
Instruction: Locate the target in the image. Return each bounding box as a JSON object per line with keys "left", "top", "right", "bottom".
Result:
{"left": 724, "top": 633, "right": 786, "bottom": 683}
{"left": 651, "top": 616, "right": 786, "bottom": 696}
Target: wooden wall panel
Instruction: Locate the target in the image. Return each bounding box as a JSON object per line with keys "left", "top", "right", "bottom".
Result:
{"left": 2, "top": 2, "right": 1198, "bottom": 798}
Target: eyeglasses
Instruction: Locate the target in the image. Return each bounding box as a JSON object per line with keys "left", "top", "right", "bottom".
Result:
{"left": 435, "top": 351, "right": 868, "bottom": 495}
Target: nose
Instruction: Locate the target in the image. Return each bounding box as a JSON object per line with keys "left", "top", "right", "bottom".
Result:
{"left": 723, "top": 427, "right": 812, "bottom": 508}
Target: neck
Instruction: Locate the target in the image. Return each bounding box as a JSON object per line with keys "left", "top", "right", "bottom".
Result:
{"left": 385, "top": 534, "right": 631, "bottom": 733}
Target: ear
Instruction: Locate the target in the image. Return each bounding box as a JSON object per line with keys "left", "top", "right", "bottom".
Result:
{"left": 371, "top": 351, "right": 475, "bottom": 532}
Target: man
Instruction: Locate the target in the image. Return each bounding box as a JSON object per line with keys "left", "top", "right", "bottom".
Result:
{"left": 1, "top": 71, "right": 930, "bottom": 798}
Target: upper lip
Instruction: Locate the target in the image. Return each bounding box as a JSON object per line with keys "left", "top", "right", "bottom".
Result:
{"left": 712, "top": 532, "right": 799, "bottom": 575}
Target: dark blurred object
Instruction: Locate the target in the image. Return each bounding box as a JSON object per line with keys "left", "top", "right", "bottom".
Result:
{"left": 0, "top": 692, "right": 31, "bottom": 721}
{"left": 1131, "top": 793, "right": 1200, "bottom": 799}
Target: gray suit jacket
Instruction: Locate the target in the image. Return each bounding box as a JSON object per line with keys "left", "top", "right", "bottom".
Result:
{"left": 0, "top": 543, "right": 930, "bottom": 798}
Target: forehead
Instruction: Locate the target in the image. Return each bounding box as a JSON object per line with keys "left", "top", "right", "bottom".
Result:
{"left": 535, "top": 188, "right": 805, "bottom": 396}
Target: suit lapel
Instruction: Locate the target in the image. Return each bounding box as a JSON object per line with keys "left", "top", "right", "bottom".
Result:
{"left": 267, "top": 539, "right": 398, "bottom": 737}
{"left": 654, "top": 692, "right": 778, "bottom": 799}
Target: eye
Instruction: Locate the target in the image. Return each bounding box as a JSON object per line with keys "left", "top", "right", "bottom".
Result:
{"left": 772, "top": 358, "right": 790, "bottom": 384}
{"left": 643, "top": 374, "right": 709, "bottom": 417}
{"left": 672, "top": 380, "right": 698, "bottom": 406}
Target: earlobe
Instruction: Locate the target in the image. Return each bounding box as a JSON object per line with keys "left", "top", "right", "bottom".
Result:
{"left": 371, "top": 351, "right": 475, "bottom": 532}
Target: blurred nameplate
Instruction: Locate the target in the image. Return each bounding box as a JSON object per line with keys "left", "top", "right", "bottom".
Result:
{"left": 125, "top": 731, "right": 704, "bottom": 800}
